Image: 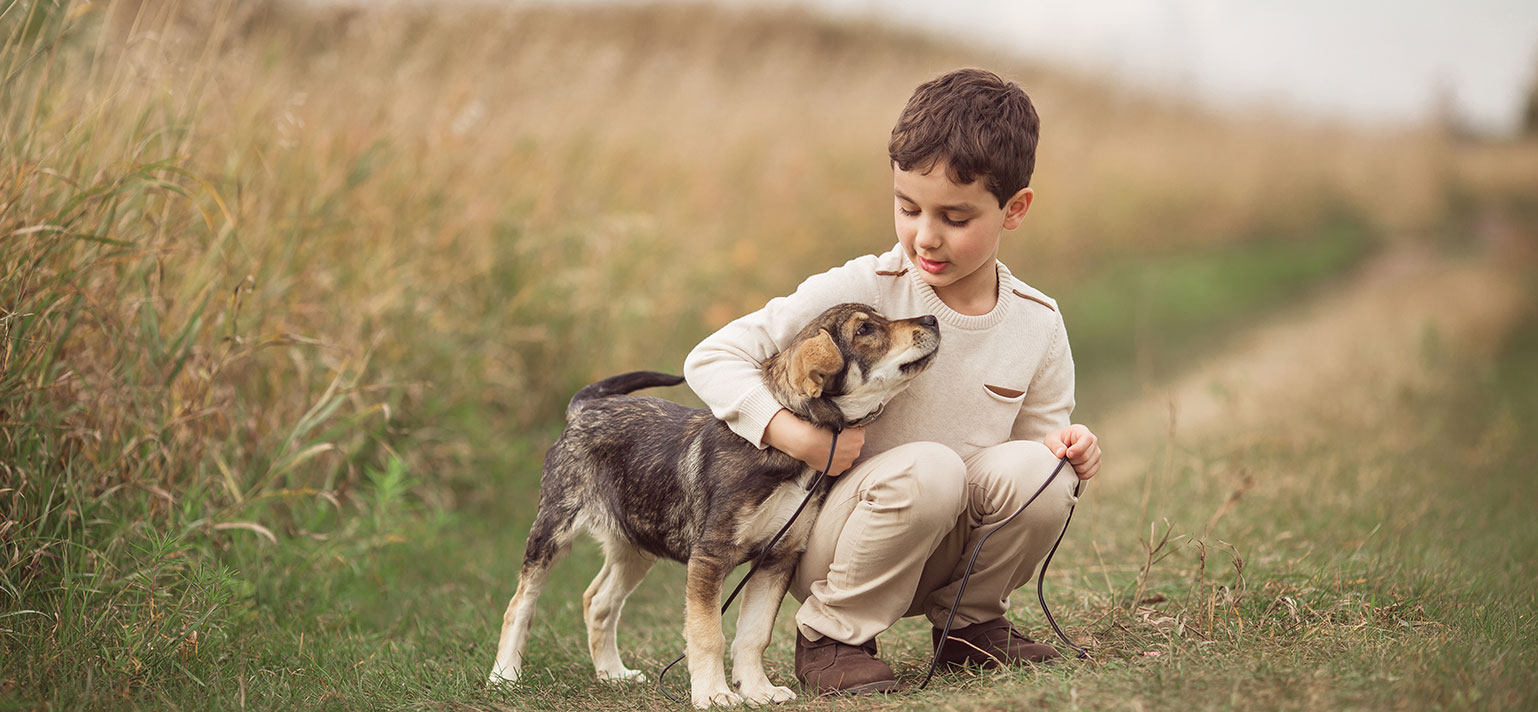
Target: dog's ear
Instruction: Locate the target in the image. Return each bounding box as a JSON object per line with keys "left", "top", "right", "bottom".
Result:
{"left": 787, "top": 329, "right": 844, "bottom": 399}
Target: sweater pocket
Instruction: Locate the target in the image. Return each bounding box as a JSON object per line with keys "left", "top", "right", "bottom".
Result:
{"left": 966, "top": 383, "right": 1027, "bottom": 448}
{"left": 984, "top": 384, "right": 1025, "bottom": 399}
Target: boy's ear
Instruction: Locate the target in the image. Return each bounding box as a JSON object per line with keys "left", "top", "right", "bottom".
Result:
{"left": 1003, "top": 187, "right": 1034, "bottom": 230}
{"left": 788, "top": 329, "right": 844, "bottom": 399}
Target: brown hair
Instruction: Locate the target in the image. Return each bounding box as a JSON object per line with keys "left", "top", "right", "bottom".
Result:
{"left": 888, "top": 68, "right": 1040, "bottom": 207}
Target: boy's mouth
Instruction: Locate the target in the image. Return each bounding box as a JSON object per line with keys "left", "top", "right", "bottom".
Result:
{"left": 916, "top": 255, "right": 948, "bottom": 274}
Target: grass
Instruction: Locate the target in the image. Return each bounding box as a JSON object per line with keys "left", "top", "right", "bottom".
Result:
{"left": 11, "top": 267, "right": 1531, "bottom": 710}
{"left": 3, "top": 0, "right": 1537, "bottom": 709}
{"left": 1050, "top": 217, "right": 1374, "bottom": 413}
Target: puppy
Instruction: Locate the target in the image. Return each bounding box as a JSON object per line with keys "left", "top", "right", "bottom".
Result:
{"left": 488, "top": 304, "right": 940, "bottom": 708}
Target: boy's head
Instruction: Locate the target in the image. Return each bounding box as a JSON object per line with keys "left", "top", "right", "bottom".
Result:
{"left": 888, "top": 68, "right": 1039, "bottom": 209}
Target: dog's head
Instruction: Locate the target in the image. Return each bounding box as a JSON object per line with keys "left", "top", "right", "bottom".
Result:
{"left": 762, "top": 303, "right": 940, "bottom": 431}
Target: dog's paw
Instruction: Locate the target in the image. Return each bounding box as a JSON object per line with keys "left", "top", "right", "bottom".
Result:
{"left": 692, "top": 689, "right": 744, "bottom": 708}
{"left": 739, "top": 683, "right": 796, "bottom": 705}
{"left": 486, "top": 667, "right": 520, "bottom": 687}
{"left": 596, "top": 667, "right": 648, "bottom": 683}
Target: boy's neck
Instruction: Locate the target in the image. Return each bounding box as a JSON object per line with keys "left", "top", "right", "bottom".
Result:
{"left": 932, "top": 264, "right": 1000, "bottom": 316}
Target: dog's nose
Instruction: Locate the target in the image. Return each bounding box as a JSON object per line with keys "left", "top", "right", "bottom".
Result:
{"left": 917, "top": 315, "right": 938, "bottom": 329}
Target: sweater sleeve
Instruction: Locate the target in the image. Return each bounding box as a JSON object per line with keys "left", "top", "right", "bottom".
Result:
{"left": 684, "top": 255, "right": 880, "bottom": 448}
{"left": 1011, "top": 311, "right": 1076, "bottom": 443}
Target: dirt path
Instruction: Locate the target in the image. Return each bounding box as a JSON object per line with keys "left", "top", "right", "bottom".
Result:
{"left": 1097, "top": 241, "right": 1531, "bottom": 484}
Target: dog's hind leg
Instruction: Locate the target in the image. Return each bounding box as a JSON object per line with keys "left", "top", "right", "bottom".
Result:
{"left": 585, "top": 538, "right": 655, "bottom": 683}
{"left": 730, "top": 556, "right": 798, "bottom": 705}
{"left": 684, "top": 549, "right": 743, "bottom": 708}
{"left": 489, "top": 505, "right": 578, "bottom": 686}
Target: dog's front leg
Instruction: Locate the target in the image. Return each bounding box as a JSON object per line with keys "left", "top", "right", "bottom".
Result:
{"left": 685, "top": 550, "right": 742, "bottom": 709}
{"left": 731, "top": 555, "right": 797, "bottom": 705}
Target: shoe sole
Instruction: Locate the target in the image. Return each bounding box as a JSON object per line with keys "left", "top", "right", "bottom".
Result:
{"left": 938, "top": 655, "right": 1062, "bottom": 671}
{"left": 838, "top": 679, "right": 898, "bottom": 695}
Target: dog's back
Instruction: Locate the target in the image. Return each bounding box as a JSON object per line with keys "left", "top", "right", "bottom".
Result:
{"left": 544, "top": 371, "right": 803, "bottom": 563}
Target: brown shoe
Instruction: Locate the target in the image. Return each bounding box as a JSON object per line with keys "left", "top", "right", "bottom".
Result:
{"left": 794, "top": 630, "right": 897, "bottom": 695}
{"left": 932, "top": 617, "right": 1061, "bottom": 669}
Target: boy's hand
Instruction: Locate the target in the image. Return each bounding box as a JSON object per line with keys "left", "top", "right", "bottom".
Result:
{"left": 1045, "top": 424, "right": 1101, "bottom": 480}
{"left": 764, "top": 409, "right": 865, "bottom": 476}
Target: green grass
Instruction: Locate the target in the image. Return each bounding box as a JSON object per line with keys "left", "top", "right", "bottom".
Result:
{"left": 11, "top": 283, "right": 1534, "bottom": 711}
{"left": 1048, "top": 218, "right": 1373, "bottom": 415}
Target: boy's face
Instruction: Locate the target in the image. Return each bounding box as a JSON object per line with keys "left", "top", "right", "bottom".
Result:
{"left": 893, "top": 159, "right": 1032, "bottom": 308}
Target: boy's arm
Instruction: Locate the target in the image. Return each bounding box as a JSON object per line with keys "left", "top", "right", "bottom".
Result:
{"left": 1010, "top": 312, "right": 1075, "bottom": 444}
{"left": 684, "top": 256, "right": 879, "bottom": 449}
{"left": 1012, "top": 314, "right": 1102, "bottom": 480}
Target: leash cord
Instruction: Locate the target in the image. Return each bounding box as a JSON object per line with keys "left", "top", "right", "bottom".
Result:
{"left": 1037, "top": 475, "right": 1091, "bottom": 660}
{"left": 917, "top": 455, "right": 1089, "bottom": 690}
{"left": 656, "top": 431, "right": 840, "bottom": 705}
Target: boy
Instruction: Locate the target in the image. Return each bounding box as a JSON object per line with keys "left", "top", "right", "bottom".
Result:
{"left": 684, "top": 68, "right": 1102, "bottom": 694}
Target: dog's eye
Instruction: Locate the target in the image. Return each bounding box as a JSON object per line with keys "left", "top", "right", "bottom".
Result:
{"left": 855, "top": 322, "right": 874, "bottom": 337}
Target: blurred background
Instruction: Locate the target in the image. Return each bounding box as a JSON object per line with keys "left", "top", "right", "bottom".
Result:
{"left": 3, "top": 0, "right": 1536, "bottom": 707}
{"left": 765, "top": 0, "right": 1538, "bottom": 134}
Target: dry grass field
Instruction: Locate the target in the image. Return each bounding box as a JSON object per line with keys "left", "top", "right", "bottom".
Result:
{"left": 3, "top": 1, "right": 1536, "bottom": 709}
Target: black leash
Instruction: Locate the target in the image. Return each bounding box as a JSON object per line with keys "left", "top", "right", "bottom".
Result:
{"left": 656, "top": 432, "right": 840, "bottom": 705}
{"left": 657, "top": 439, "right": 1088, "bottom": 704}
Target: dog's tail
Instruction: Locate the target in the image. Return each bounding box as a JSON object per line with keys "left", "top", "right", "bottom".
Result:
{"left": 568, "top": 371, "right": 686, "bottom": 414}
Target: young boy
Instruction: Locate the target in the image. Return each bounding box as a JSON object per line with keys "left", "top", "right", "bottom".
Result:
{"left": 683, "top": 68, "right": 1102, "bottom": 694}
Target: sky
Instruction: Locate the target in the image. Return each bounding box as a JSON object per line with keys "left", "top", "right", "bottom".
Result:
{"left": 783, "top": 0, "right": 1538, "bottom": 134}
{"left": 428, "top": 0, "right": 1538, "bottom": 132}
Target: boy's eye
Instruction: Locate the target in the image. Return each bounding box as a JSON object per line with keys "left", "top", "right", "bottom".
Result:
{"left": 944, "top": 216, "right": 971, "bottom": 228}
{"left": 897, "top": 206, "right": 919, "bottom": 217}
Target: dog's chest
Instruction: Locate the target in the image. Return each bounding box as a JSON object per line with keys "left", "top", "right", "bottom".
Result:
{"left": 733, "top": 467, "right": 820, "bottom": 549}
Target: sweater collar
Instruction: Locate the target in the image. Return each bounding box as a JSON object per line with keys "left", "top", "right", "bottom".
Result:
{"left": 897, "top": 247, "right": 1013, "bottom": 331}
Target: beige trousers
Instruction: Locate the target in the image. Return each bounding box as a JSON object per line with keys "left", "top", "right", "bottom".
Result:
{"left": 790, "top": 439, "right": 1079, "bottom": 644}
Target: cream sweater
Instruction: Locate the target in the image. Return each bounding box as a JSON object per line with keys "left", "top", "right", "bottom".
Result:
{"left": 684, "top": 244, "right": 1075, "bottom": 462}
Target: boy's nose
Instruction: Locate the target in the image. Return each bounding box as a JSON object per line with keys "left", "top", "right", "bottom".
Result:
{"left": 915, "top": 223, "right": 942, "bottom": 249}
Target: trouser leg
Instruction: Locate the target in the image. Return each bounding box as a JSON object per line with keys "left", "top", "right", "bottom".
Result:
{"left": 790, "top": 442, "right": 967, "bottom": 644}
{"left": 907, "top": 439, "right": 1080, "bottom": 627}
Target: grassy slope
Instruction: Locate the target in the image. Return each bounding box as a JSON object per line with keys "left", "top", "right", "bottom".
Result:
{"left": 4, "top": 1, "right": 1537, "bottom": 709}
{"left": 16, "top": 241, "right": 1526, "bottom": 712}
{"left": 1055, "top": 218, "right": 1372, "bottom": 414}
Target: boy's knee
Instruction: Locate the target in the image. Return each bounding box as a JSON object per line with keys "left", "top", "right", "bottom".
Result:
{"left": 862, "top": 442, "right": 966, "bottom": 525}
{"left": 969, "top": 440, "right": 1077, "bottom": 513}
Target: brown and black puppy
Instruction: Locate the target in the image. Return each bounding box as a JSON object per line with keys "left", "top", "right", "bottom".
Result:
{"left": 488, "top": 304, "right": 940, "bottom": 708}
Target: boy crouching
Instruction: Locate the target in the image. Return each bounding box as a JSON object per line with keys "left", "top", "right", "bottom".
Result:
{"left": 684, "top": 68, "right": 1103, "bottom": 694}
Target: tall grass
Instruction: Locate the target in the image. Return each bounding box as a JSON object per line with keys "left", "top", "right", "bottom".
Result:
{"left": 1, "top": 0, "right": 1521, "bottom": 705}
{"left": 0, "top": 0, "right": 394, "bottom": 694}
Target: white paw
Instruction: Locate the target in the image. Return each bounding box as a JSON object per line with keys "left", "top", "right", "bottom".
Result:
{"left": 740, "top": 683, "right": 796, "bottom": 705}
{"left": 692, "top": 689, "right": 744, "bottom": 708}
{"left": 487, "top": 666, "right": 520, "bottom": 687}
{"left": 597, "top": 667, "right": 648, "bottom": 683}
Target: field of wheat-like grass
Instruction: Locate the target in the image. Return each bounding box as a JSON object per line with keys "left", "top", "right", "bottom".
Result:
{"left": 4, "top": 1, "right": 1535, "bottom": 709}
